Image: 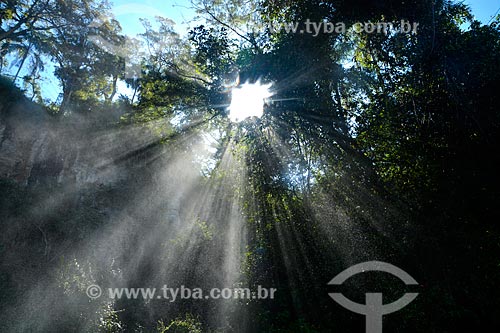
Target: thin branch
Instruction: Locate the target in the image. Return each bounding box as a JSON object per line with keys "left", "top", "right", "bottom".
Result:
{"left": 198, "top": 1, "right": 261, "bottom": 52}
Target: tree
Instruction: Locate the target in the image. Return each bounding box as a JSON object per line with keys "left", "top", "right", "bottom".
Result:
{"left": 1, "top": 0, "right": 128, "bottom": 112}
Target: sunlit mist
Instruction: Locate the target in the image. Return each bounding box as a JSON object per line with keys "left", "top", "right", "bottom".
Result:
{"left": 228, "top": 82, "right": 273, "bottom": 122}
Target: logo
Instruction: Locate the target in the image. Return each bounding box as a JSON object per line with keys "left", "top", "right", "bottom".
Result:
{"left": 86, "top": 284, "right": 102, "bottom": 299}
{"left": 328, "top": 261, "right": 418, "bottom": 333}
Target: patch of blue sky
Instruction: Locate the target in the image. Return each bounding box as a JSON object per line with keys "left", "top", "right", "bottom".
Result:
{"left": 110, "top": 0, "right": 198, "bottom": 37}
{"left": 465, "top": 0, "right": 500, "bottom": 24}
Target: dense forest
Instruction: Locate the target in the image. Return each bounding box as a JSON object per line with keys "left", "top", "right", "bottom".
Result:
{"left": 1, "top": 0, "right": 500, "bottom": 332}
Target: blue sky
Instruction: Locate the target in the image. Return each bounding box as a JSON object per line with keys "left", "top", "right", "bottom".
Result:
{"left": 8, "top": 0, "right": 500, "bottom": 101}
{"left": 108, "top": 0, "right": 500, "bottom": 36}
{"left": 465, "top": 0, "right": 500, "bottom": 23}
{"left": 110, "top": 0, "right": 198, "bottom": 36}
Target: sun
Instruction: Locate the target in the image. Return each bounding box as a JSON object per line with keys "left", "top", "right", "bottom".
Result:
{"left": 228, "top": 82, "right": 273, "bottom": 122}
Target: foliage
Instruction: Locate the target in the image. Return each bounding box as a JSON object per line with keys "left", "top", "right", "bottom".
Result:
{"left": 158, "top": 314, "right": 203, "bottom": 333}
